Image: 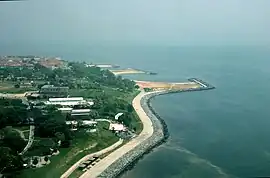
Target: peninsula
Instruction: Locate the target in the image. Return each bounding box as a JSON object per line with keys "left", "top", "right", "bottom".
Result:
{"left": 76, "top": 78, "right": 214, "bottom": 178}
{"left": 0, "top": 56, "right": 215, "bottom": 178}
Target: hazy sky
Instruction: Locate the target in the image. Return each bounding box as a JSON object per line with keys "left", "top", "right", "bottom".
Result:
{"left": 0, "top": 0, "right": 270, "bottom": 46}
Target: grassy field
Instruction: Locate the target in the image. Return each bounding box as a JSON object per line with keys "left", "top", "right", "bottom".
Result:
{"left": 0, "top": 87, "right": 35, "bottom": 94}
{"left": 69, "top": 86, "right": 126, "bottom": 99}
{"left": 14, "top": 85, "right": 142, "bottom": 177}
{"left": 0, "top": 81, "right": 36, "bottom": 94}
{"left": 124, "top": 90, "right": 142, "bottom": 134}
{"left": 22, "top": 130, "right": 30, "bottom": 139}
{"left": 69, "top": 88, "right": 142, "bottom": 134}
{"left": 18, "top": 122, "right": 118, "bottom": 178}
{"left": 12, "top": 126, "right": 30, "bottom": 132}
{"left": 12, "top": 126, "right": 30, "bottom": 139}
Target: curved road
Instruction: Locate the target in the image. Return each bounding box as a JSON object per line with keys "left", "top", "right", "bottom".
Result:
{"left": 79, "top": 90, "right": 159, "bottom": 178}
{"left": 19, "top": 125, "right": 35, "bottom": 155}
{"left": 61, "top": 139, "right": 123, "bottom": 178}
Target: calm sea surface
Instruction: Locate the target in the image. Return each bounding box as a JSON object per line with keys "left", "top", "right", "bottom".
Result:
{"left": 1, "top": 45, "right": 270, "bottom": 178}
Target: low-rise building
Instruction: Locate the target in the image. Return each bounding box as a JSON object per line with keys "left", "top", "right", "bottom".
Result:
{"left": 45, "top": 97, "right": 94, "bottom": 107}
{"left": 40, "top": 85, "right": 69, "bottom": 97}
{"left": 71, "top": 109, "right": 91, "bottom": 116}
{"left": 109, "top": 123, "right": 126, "bottom": 132}
{"left": 65, "top": 120, "right": 97, "bottom": 131}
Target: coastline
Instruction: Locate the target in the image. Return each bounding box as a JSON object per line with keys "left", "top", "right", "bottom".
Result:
{"left": 78, "top": 90, "right": 167, "bottom": 178}
{"left": 106, "top": 90, "right": 170, "bottom": 178}
{"left": 78, "top": 79, "right": 214, "bottom": 178}
{"left": 61, "top": 139, "right": 124, "bottom": 178}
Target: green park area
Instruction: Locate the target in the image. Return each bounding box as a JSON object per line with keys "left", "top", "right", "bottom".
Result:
{"left": 19, "top": 122, "right": 119, "bottom": 178}
{"left": 0, "top": 61, "right": 142, "bottom": 178}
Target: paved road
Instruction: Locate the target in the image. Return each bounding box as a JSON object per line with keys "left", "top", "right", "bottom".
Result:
{"left": 79, "top": 91, "right": 159, "bottom": 178}
{"left": 19, "top": 125, "right": 35, "bottom": 155}
{"left": 95, "top": 119, "right": 112, "bottom": 123}
{"left": 61, "top": 139, "right": 123, "bottom": 178}
{"left": 0, "top": 93, "right": 26, "bottom": 99}
{"left": 0, "top": 92, "right": 34, "bottom": 155}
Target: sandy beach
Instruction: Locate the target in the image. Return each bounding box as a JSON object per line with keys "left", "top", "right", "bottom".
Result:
{"left": 62, "top": 80, "right": 207, "bottom": 178}
{"left": 135, "top": 80, "right": 200, "bottom": 90}
{"left": 79, "top": 90, "right": 159, "bottom": 178}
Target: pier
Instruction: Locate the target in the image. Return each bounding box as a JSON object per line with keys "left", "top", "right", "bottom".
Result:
{"left": 188, "top": 78, "right": 215, "bottom": 90}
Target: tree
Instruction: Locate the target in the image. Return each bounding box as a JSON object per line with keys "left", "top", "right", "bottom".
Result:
{"left": 89, "top": 110, "right": 99, "bottom": 119}
{"left": 14, "top": 83, "right": 20, "bottom": 88}
{"left": 61, "top": 140, "right": 71, "bottom": 148}
{"left": 0, "top": 147, "right": 23, "bottom": 173}
{"left": 127, "top": 104, "right": 134, "bottom": 113}
{"left": 32, "top": 157, "right": 38, "bottom": 165}
{"left": 55, "top": 132, "right": 65, "bottom": 142}
{"left": 38, "top": 138, "right": 55, "bottom": 155}
{"left": 2, "top": 128, "right": 26, "bottom": 153}
{"left": 44, "top": 156, "right": 49, "bottom": 162}
{"left": 37, "top": 83, "right": 45, "bottom": 89}
{"left": 0, "top": 99, "right": 28, "bottom": 128}
{"left": 118, "top": 113, "right": 132, "bottom": 127}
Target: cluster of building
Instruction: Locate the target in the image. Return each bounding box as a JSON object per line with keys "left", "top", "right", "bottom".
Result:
{"left": 0, "top": 56, "right": 67, "bottom": 69}
{"left": 28, "top": 85, "right": 129, "bottom": 134}
{"left": 43, "top": 97, "right": 96, "bottom": 131}
{"left": 26, "top": 85, "right": 69, "bottom": 99}
{"left": 39, "top": 85, "right": 69, "bottom": 97}
{"left": 45, "top": 97, "right": 94, "bottom": 114}
{"left": 66, "top": 120, "right": 97, "bottom": 131}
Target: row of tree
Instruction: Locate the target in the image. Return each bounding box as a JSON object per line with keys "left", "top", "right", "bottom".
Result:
{"left": 0, "top": 99, "right": 28, "bottom": 129}
{"left": 0, "top": 101, "right": 73, "bottom": 175}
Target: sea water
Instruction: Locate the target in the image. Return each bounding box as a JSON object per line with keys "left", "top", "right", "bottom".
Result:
{"left": 1, "top": 45, "right": 270, "bottom": 178}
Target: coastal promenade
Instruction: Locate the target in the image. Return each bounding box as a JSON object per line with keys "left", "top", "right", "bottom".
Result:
{"left": 79, "top": 90, "right": 159, "bottom": 178}
{"left": 61, "top": 139, "right": 123, "bottom": 178}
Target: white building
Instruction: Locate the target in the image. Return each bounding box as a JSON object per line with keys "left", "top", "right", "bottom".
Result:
{"left": 81, "top": 120, "right": 97, "bottom": 126}
{"left": 45, "top": 97, "right": 94, "bottom": 107}
{"left": 65, "top": 120, "right": 97, "bottom": 131}
{"left": 65, "top": 120, "right": 78, "bottom": 131}
{"left": 58, "top": 107, "right": 73, "bottom": 113}
{"left": 109, "top": 123, "right": 126, "bottom": 132}
{"left": 115, "top": 113, "right": 123, "bottom": 120}
{"left": 65, "top": 120, "right": 97, "bottom": 126}
{"left": 65, "top": 120, "right": 78, "bottom": 125}
{"left": 57, "top": 108, "right": 91, "bottom": 116}
{"left": 71, "top": 109, "right": 91, "bottom": 116}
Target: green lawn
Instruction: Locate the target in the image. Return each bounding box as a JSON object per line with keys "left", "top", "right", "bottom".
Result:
{"left": 122, "top": 90, "right": 142, "bottom": 134}
{"left": 17, "top": 88, "right": 142, "bottom": 178}
{"left": 69, "top": 86, "right": 126, "bottom": 99}
{"left": 70, "top": 87, "right": 142, "bottom": 134}
{"left": 0, "top": 87, "right": 35, "bottom": 94}
{"left": 0, "top": 80, "right": 37, "bottom": 94}
{"left": 12, "top": 126, "right": 30, "bottom": 132}
{"left": 11, "top": 126, "right": 30, "bottom": 139}
{"left": 23, "top": 130, "right": 30, "bottom": 139}
{"left": 18, "top": 122, "right": 118, "bottom": 178}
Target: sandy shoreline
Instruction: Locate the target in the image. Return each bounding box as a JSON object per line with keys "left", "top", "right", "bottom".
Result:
{"left": 79, "top": 90, "right": 161, "bottom": 178}
{"left": 62, "top": 78, "right": 214, "bottom": 178}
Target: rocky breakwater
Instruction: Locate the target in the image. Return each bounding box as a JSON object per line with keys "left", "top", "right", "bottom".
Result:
{"left": 98, "top": 91, "right": 169, "bottom": 178}
{"left": 98, "top": 79, "right": 215, "bottom": 178}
